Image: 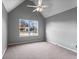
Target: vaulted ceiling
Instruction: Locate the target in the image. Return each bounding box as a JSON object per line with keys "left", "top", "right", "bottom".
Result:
{"left": 2, "top": 0, "right": 77, "bottom": 18}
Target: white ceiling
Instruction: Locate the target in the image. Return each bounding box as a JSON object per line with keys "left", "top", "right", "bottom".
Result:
{"left": 3, "top": 0, "right": 77, "bottom": 18}
{"left": 32, "top": 0, "right": 77, "bottom": 18}
{"left": 2, "top": 0, "right": 25, "bottom": 12}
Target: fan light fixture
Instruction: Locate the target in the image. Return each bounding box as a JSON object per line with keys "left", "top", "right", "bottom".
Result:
{"left": 27, "top": 0, "right": 47, "bottom": 12}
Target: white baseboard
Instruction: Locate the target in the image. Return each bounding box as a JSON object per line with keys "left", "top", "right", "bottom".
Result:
{"left": 2, "top": 48, "right": 7, "bottom": 58}
{"left": 8, "top": 41, "right": 43, "bottom": 46}
{"left": 47, "top": 40, "right": 77, "bottom": 53}
{"left": 8, "top": 42, "right": 27, "bottom": 46}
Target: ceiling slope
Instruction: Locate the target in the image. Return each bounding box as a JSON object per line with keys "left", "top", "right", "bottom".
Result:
{"left": 2, "top": 0, "right": 25, "bottom": 12}
{"left": 32, "top": 0, "right": 77, "bottom": 18}
{"left": 3, "top": 0, "right": 77, "bottom": 18}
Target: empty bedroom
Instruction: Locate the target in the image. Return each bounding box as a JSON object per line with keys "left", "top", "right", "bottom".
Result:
{"left": 2, "top": 0, "right": 77, "bottom": 59}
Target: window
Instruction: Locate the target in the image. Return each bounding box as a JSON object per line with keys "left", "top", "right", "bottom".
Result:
{"left": 19, "top": 19, "right": 38, "bottom": 37}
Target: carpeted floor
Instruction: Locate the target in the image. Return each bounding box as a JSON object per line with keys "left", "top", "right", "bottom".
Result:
{"left": 3, "top": 42, "right": 77, "bottom": 59}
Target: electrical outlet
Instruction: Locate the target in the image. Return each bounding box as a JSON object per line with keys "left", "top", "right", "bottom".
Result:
{"left": 76, "top": 45, "right": 77, "bottom": 48}
{"left": 72, "top": 43, "right": 77, "bottom": 48}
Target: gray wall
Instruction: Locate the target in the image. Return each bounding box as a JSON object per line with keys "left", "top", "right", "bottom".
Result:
{"left": 8, "top": 0, "right": 45, "bottom": 44}
{"left": 46, "top": 7, "right": 77, "bottom": 51}
{"left": 2, "top": 4, "right": 8, "bottom": 55}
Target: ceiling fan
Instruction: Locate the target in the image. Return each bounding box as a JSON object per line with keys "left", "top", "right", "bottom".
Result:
{"left": 27, "top": 0, "right": 47, "bottom": 12}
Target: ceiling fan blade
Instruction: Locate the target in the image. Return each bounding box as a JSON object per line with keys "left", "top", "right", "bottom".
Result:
{"left": 39, "top": 8, "right": 43, "bottom": 12}
{"left": 27, "top": 5, "right": 37, "bottom": 7}
{"left": 32, "top": 8, "right": 38, "bottom": 12}
{"left": 32, "top": 8, "right": 40, "bottom": 12}
{"left": 38, "top": 0, "right": 42, "bottom": 6}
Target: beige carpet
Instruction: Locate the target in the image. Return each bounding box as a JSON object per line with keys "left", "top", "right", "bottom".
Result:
{"left": 3, "top": 42, "right": 77, "bottom": 59}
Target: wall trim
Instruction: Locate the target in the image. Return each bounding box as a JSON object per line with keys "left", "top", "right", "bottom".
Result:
{"left": 47, "top": 40, "right": 77, "bottom": 53}
{"left": 8, "top": 41, "right": 44, "bottom": 46}
{"left": 2, "top": 48, "right": 7, "bottom": 58}
{"left": 8, "top": 42, "right": 28, "bottom": 46}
